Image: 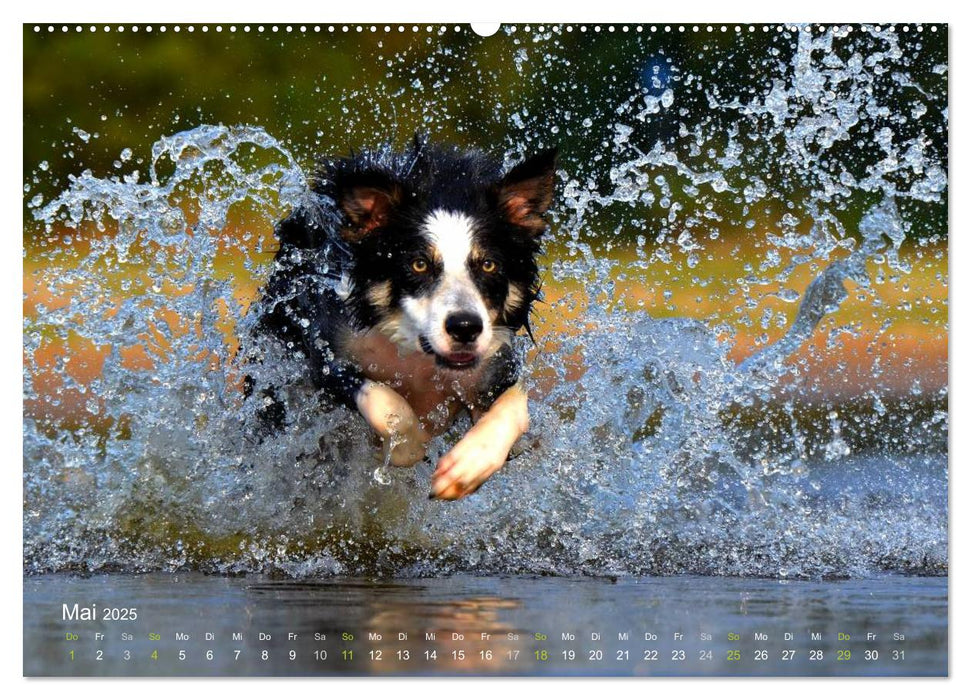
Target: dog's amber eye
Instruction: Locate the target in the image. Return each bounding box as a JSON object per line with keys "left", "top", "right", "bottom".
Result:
{"left": 481, "top": 259, "right": 497, "bottom": 273}
{"left": 411, "top": 257, "right": 429, "bottom": 274}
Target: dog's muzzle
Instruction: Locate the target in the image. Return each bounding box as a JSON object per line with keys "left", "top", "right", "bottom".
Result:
{"left": 419, "top": 335, "right": 479, "bottom": 370}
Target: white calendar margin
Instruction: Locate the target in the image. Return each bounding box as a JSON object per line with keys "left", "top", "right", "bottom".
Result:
{"left": 4, "top": 0, "right": 962, "bottom": 696}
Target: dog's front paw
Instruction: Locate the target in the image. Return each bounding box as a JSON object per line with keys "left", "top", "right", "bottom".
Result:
{"left": 430, "top": 420, "right": 513, "bottom": 500}
{"left": 357, "top": 380, "right": 428, "bottom": 467}
{"left": 385, "top": 416, "right": 429, "bottom": 467}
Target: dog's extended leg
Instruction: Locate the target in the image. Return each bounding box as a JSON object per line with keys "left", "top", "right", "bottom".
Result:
{"left": 356, "top": 380, "right": 429, "bottom": 467}
{"left": 430, "top": 381, "right": 529, "bottom": 500}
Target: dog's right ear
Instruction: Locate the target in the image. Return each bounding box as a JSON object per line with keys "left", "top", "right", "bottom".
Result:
{"left": 336, "top": 175, "right": 402, "bottom": 243}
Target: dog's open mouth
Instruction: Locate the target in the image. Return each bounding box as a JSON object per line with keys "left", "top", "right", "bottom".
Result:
{"left": 420, "top": 336, "right": 478, "bottom": 370}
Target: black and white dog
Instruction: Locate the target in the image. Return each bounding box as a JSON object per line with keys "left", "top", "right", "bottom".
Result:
{"left": 248, "top": 137, "right": 556, "bottom": 499}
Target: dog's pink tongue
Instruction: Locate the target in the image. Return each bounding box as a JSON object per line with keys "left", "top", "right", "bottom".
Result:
{"left": 447, "top": 352, "right": 476, "bottom": 364}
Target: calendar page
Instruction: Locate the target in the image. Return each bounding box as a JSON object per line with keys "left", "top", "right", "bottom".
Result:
{"left": 22, "top": 21, "right": 948, "bottom": 677}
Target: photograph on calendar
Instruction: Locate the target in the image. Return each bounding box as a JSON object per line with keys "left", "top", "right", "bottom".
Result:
{"left": 22, "top": 22, "right": 947, "bottom": 676}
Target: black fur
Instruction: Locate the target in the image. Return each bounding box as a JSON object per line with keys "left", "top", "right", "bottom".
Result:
{"left": 246, "top": 138, "right": 556, "bottom": 428}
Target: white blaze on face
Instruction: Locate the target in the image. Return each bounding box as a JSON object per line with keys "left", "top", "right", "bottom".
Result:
{"left": 425, "top": 210, "right": 475, "bottom": 273}
{"left": 399, "top": 209, "right": 493, "bottom": 358}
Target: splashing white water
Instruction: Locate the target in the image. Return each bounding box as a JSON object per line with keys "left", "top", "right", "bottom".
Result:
{"left": 24, "top": 26, "right": 946, "bottom": 579}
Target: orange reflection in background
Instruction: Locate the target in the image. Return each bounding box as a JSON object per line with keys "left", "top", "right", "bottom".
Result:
{"left": 24, "top": 223, "right": 947, "bottom": 430}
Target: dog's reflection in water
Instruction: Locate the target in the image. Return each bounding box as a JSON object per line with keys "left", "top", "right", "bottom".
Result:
{"left": 360, "top": 595, "right": 524, "bottom": 673}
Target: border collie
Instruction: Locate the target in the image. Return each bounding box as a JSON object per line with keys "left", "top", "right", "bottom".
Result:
{"left": 247, "top": 137, "right": 556, "bottom": 500}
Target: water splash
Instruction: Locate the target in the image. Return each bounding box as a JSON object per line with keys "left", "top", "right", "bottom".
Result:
{"left": 24, "top": 26, "right": 946, "bottom": 579}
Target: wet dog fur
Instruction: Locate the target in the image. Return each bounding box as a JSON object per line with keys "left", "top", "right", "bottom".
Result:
{"left": 246, "top": 137, "right": 556, "bottom": 499}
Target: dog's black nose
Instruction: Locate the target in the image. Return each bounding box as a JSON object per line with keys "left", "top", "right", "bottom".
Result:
{"left": 444, "top": 312, "right": 483, "bottom": 344}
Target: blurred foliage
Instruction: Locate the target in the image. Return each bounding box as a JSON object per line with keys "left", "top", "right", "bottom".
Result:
{"left": 24, "top": 23, "right": 947, "bottom": 242}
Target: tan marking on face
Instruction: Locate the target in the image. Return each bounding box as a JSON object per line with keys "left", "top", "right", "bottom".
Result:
{"left": 504, "top": 283, "right": 524, "bottom": 317}
{"left": 367, "top": 280, "right": 393, "bottom": 309}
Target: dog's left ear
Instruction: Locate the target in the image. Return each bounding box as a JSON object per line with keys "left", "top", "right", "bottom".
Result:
{"left": 497, "top": 148, "right": 557, "bottom": 235}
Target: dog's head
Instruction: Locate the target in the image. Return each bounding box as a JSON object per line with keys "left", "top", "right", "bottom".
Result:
{"left": 326, "top": 143, "right": 556, "bottom": 370}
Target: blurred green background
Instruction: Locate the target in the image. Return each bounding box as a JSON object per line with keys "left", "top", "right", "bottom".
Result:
{"left": 24, "top": 23, "right": 947, "bottom": 242}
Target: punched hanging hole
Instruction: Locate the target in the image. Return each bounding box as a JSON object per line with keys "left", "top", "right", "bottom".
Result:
{"left": 470, "top": 23, "right": 501, "bottom": 37}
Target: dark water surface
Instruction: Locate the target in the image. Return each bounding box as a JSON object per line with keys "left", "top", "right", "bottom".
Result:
{"left": 24, "top": 573, "right": 947, "bottom": 676}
